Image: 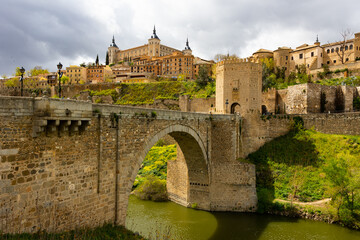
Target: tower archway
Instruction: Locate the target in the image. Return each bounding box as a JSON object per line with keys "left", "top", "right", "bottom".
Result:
{"left": 231, "top": 102, "right": 241, "bottom": 114}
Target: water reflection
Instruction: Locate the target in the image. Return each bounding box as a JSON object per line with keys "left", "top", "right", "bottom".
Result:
{"left": 126, "top": 196, "right": 360, "bottom": 240}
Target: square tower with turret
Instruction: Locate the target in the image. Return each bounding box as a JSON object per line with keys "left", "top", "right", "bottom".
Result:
{"left": 215, "top": 59, "right": 262, "bottom": 116}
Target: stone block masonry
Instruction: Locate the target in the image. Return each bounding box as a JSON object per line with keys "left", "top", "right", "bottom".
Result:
{"left": 0, "top": 96, "right": 257, "bottom": 234}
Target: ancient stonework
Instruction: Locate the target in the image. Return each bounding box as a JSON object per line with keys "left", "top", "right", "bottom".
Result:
{"left": 0, "top": 96, "right": 257, "bottom": 234}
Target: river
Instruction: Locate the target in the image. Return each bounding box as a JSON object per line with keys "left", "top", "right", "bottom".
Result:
{"left": 126, "top": 195, "right": 360, "bottom": 240}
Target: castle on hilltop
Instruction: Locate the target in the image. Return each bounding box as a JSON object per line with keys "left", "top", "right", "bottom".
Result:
{"left": 251, "top": 32, "right": 360, "bottom": 76}
{"left": 108, "top": 26, "right": 213, "bottom": 79}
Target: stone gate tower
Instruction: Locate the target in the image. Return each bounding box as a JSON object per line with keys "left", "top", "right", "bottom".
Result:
{"left": 215, "top": 59, "right": 262, "bottom": 116}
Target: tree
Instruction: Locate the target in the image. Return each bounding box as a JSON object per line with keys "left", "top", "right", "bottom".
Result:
{"left": 28, "top": 66, "right": 49, "bottom": 77}
{"left": 335, "top": 29, "right": 353, "bottom": 64}
{"left": 1, "top": 74, "right": 7, "bottom": 79}
{"left": 96, "top": 54, "right": 99, "bottom": 66}
{"left": 61, "top": 75, "right": 70, "bottom": 84}
{"left": 213, "top": 53, "right": 239, "bottom": 62}
{"left": 106, "top": 51, "right": 109, "bottom": 65}
{"left": 196, "top": 65, "right": 211, "bottom": 87}
{"left": 15, "top": 67, "right": 23, "bottom": 76}
{"left": 80, "top": 62, "right": 86, "bottom": 67}
{"left": 5, "top": 78, "right": 19, "bottom": 87}
{"left": 324, "top": 157, "right": 360, "bottom": 218}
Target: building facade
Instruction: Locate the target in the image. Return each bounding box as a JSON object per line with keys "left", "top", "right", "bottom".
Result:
{"left": 251, "top": 32, "right": 360, "bottom": 75}
{"left": 108, "top": 26, "right": 182, "bottom": 64}
{"left": 108, "top": 27, "right": 203, "bottom": 79}
{"left": 65, "top": 65, "right": 87, "bottom": 84}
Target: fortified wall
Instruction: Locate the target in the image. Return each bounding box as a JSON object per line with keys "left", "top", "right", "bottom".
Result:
{"left": 263, "top": 83, "right": 360, "bottom": 115}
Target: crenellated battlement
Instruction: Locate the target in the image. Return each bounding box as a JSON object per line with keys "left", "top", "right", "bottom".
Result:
{"left": 216, "top": 57, "right": 260, "bottom": 66}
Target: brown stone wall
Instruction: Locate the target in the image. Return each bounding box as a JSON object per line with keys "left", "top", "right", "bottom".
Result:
{"left": 321, "top": 85, "right": 337, "bottom": 113}
{"left": 286, "top": 84, "right": 308, "bottom": 114}
{"left": 0, "top": 97, "right": 116, "bottom": 233}
{"left": 167, "top": 145, "right": 188, "bottom": 206}
{"left": 210, "top": 116, "right": 257, "bottom": 211}
{"left": 179, "top": 95, "right": 214, "bottom": 113}
{"left": 307, "top": 83, "right": 322, "bottom": 113}
{"left": 302, "top": 113, "right": 360, "bottom": 135}
{"left": 0, "top": 97, "right": 258, "bottom": 233}
{"left": 276, "top": 89, "right": 288, "bottom": 114}
{"left": 262, "top": 88, "right": 277, "bottom": 114}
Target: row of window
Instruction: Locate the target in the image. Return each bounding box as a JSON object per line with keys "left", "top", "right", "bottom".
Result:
{"left": 67, "top": 69, "right": 81, "bottom": 73}
{"left": 88, "top": 69, "right": 103, "bottom": 73}
{"left": 326, "top": 45, "right": 353, "bottom": 54}
{"left": 88, "top": 74, "right": 103, "bottom": 78}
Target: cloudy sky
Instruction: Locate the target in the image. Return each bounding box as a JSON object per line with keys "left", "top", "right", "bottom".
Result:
{"left": 1, "top": 0, "right": 359, "bottom": 77}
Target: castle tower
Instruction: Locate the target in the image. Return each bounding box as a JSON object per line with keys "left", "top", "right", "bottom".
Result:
{"left": 215, "top": 59, "right": 262, "bottom": 116}
{"left": 148, "top": 26, "right": 161, "bottom": 57}
{"left": 314, "top": 35, "right": 320, "bottom": 46}
{"left": 183, "top": 38, "right": 192, "bottom": 55}
{"left": 108, "top": 35, "right": 119, "bottom": 64}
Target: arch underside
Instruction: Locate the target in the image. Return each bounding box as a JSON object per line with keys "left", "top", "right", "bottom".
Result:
{"left": 130, "top": 124, "right": 210, "bottom": 210}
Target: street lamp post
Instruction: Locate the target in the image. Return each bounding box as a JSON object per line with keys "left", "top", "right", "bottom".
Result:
{"left": 57, "top": 62, "right": 63, "bottom": 98}
{"left": 19, "top": 67, "right": 25, "bottom": 96}
{"left": 225, "top": 99, "right": 229, "bottom": 114}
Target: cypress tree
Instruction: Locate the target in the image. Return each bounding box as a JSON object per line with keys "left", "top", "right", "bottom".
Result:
{"left": 106, "top": 51, "right": 109, "bottom": 65}
{"left": 96, "top": 54, "right": 99, "bottom": 66}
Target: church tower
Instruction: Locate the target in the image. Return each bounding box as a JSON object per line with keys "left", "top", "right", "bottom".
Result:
{"left": 108, "top": 35, "right": 119, "bottom": 64}
{"left": 148, "top": 26, "right": 161, "bottom": 57}
{"left": 183, "top": 38, "right": 192, "bottom": 55}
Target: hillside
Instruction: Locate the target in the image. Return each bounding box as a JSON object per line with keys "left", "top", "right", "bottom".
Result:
{"left": 246, "top": 126, "right": 360, "bottom": 228}
{"left": 84, "top": 81, "right": 215, "bottom": 105}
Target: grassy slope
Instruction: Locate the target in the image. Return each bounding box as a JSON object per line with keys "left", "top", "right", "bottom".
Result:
{"left": 248, "top": 128, "right": 360, "bottom": 202}
{"left": 85, "top": 81, "right": 216, "bottom": 105}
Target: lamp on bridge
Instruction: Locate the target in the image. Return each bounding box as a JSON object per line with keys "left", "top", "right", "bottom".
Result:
{"left": 19, "top": 67, "right": 25, "bottom": 96}
{"left": 225, "top": 99, "right": 229, "bottom": 113}
{"left": 57, "top": 62, "right": 63, "bottom": 98}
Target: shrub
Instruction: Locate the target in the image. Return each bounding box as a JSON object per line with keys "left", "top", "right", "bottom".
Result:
{"left": 133, "top": 176, "right": 168, "bottom": 201}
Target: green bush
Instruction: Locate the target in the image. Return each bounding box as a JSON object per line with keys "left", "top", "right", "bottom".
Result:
{"left": 133, "top": 175, "right": 168, "bottom": 201}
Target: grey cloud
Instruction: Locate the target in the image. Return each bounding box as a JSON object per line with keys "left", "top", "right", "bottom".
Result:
{"left": 0, "top": 0, "right": 359, "bottom": 76}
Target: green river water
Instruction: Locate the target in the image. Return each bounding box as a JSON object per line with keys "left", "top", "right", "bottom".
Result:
{"left": 126, "top": 195, "right": 360, "bottom": 240}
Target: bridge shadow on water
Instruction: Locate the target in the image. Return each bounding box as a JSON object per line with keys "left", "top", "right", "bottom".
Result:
{"left": 208, "top": 212, "right": 299, "bottom": 240}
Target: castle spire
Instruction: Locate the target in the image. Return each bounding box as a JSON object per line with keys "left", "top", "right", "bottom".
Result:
{"left": 111, "top": 35, "right": 118, "bottom": 48}
{"left": 316, "top": 35, "right": 319, "bottom": 43}
{"left": 185, "top": 37, "right": 191, "bottom": 50}
{"left": 151, "top": 25, "right": 160, "bottom": 40}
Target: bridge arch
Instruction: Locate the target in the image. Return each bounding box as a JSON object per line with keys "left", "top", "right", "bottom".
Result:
{"left": 126, "top": 124, "right": 210, "bottom": 216}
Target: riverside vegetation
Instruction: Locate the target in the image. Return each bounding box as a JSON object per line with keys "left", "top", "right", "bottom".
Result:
{"left": 244, "top": 119, "right": 360, "bottom": 229}
{"left": 0, "top": 224, "right": 146, "bottom": 240}
{"left": 132, "top": 119, "right": 360, "bottom": 230}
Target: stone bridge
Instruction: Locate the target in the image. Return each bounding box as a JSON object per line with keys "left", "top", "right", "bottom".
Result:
{"left": 0, "top": 96, "right": 258, "bottom": 233}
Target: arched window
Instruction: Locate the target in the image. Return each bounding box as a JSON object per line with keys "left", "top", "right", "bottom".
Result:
{"left": 345, "top": 45, "right": 348, "bottom": 51}
{"left": 327, "top": 49, "right": 330, "bottom": 54}
{"left": 350, "top": 44, "right": 353, "bottom": 50}
{"left": 336, "top": 47, "right": 339, "bottom": 52}
{"left": 331, "top": 48, "right": 334, "bottom": 53}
